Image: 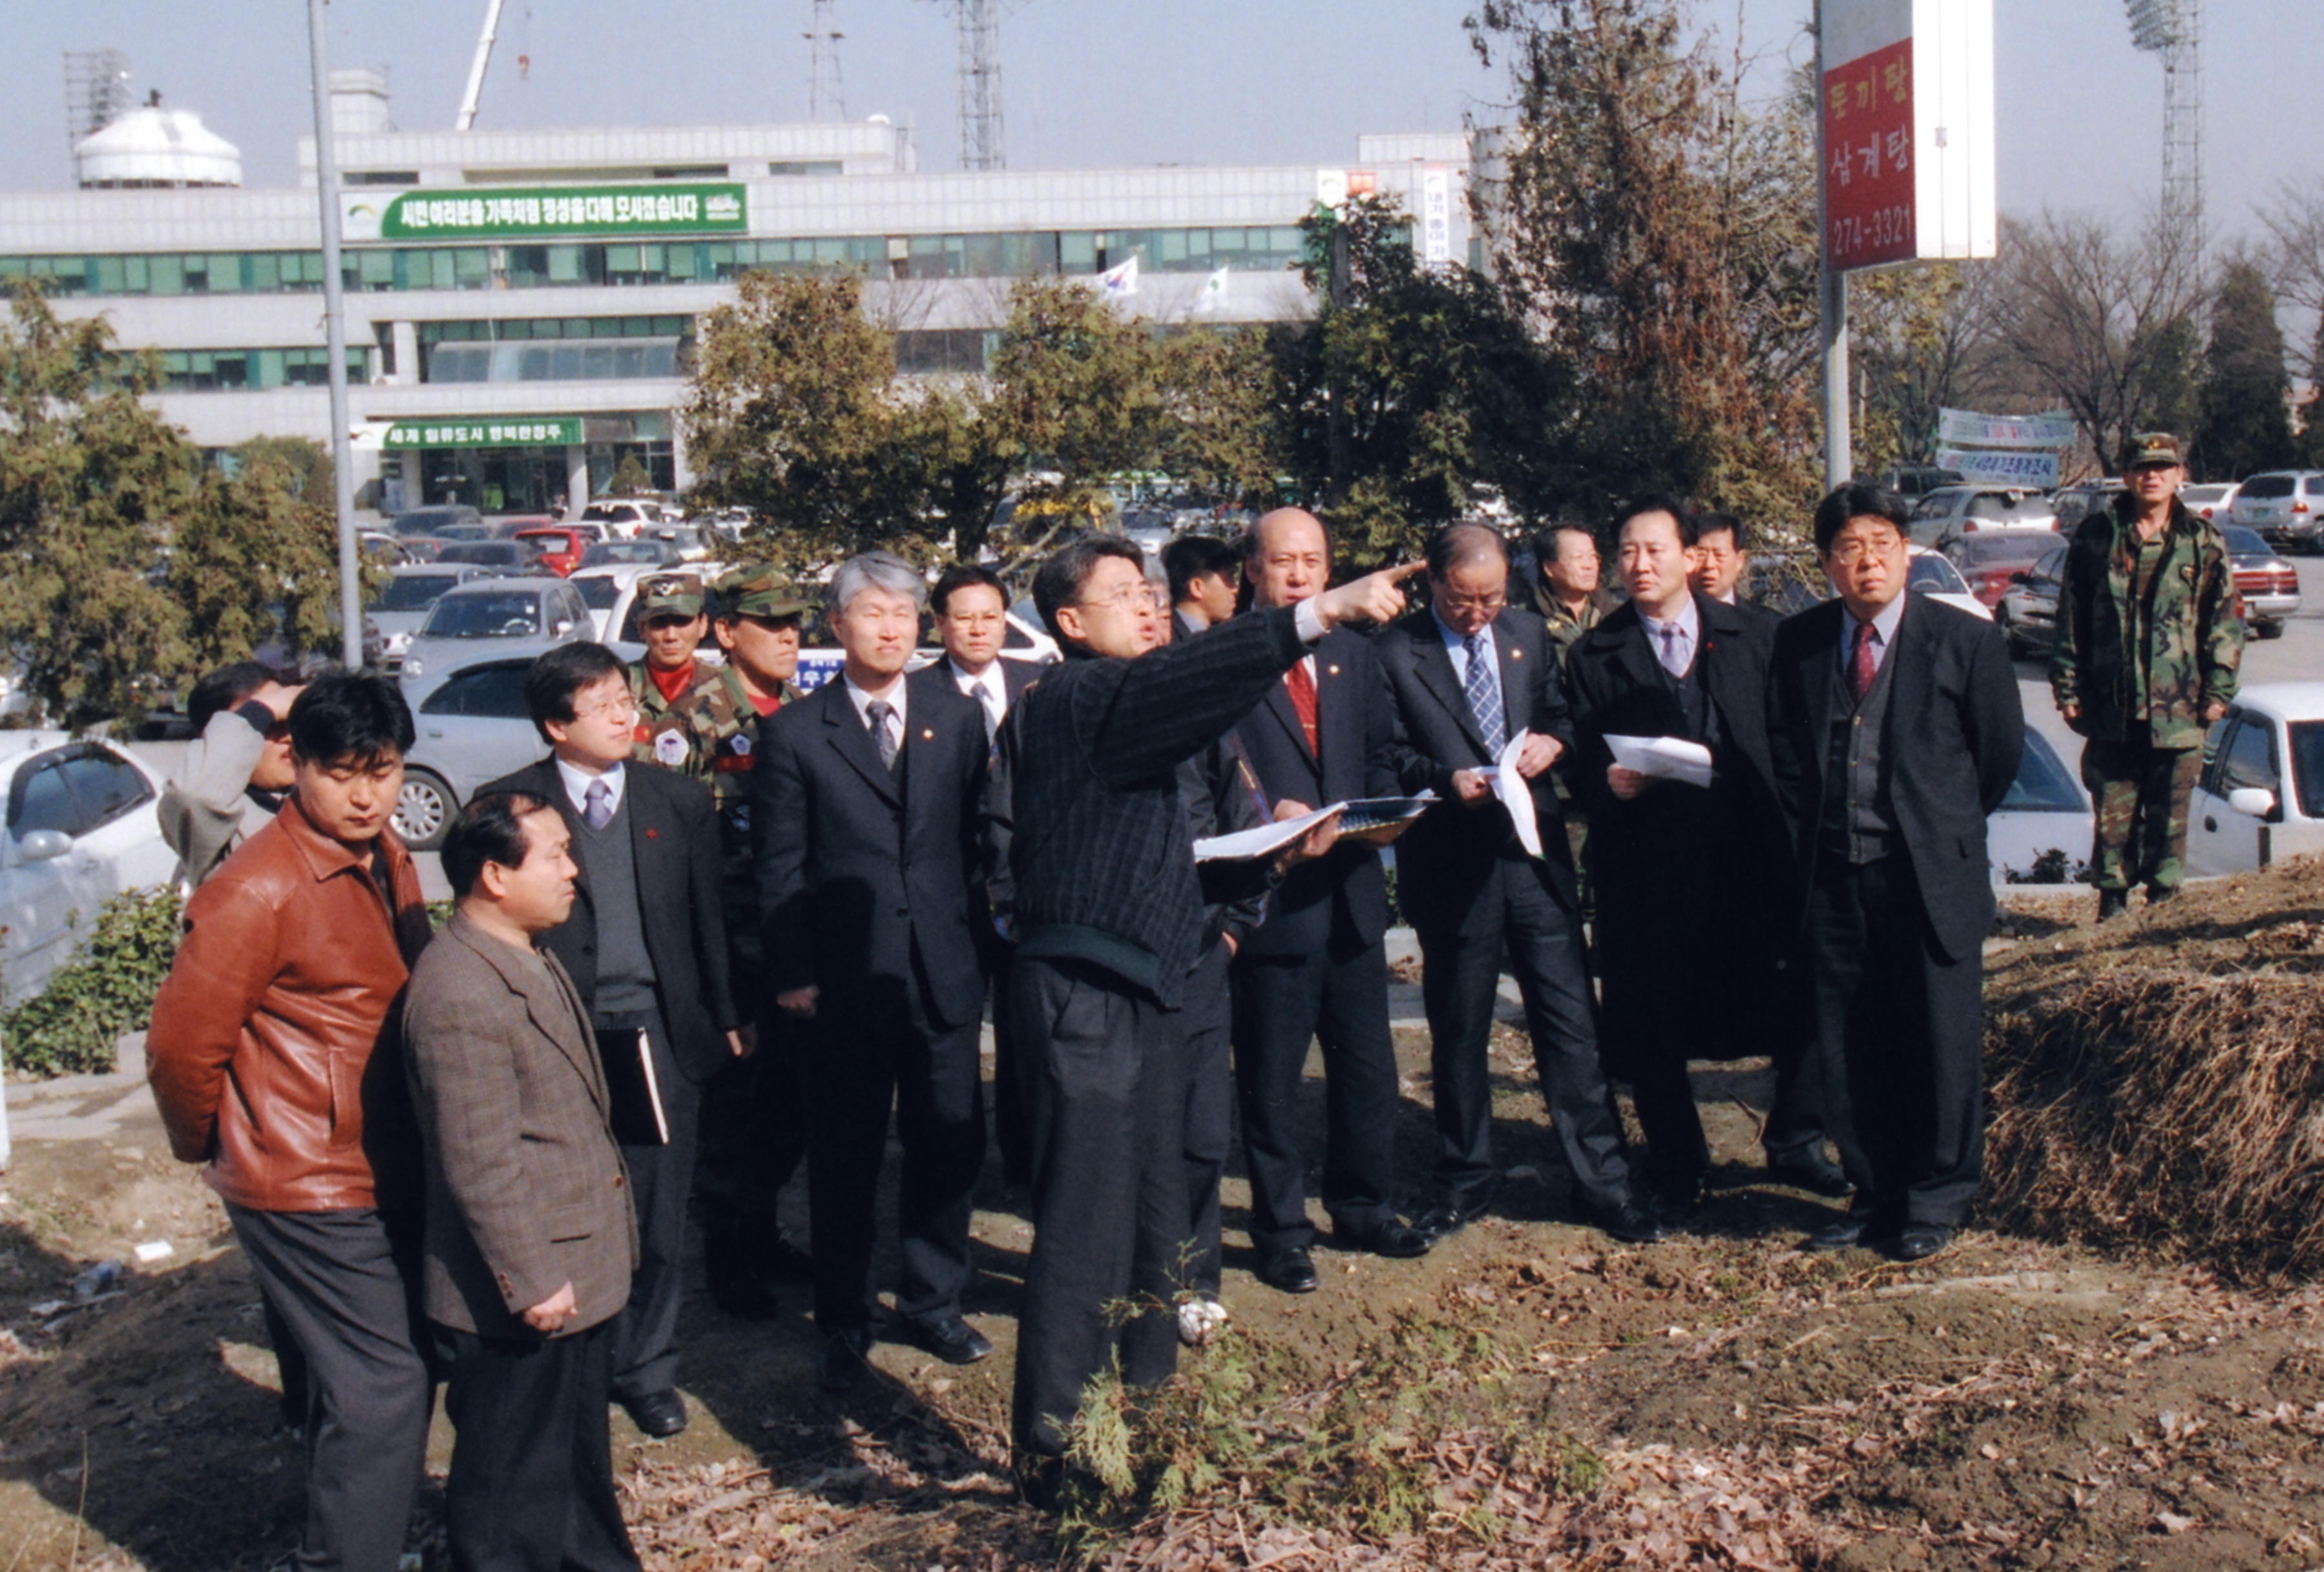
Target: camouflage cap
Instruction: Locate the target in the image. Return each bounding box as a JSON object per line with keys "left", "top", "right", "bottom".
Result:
{"left": 637, "top": 572, "right": 706, "bottom": 618}
{"left": 713, "top": 565, "right": 811, "bottom": 620}
{"left": 2128, "top": 432, "right": 2186, "bottom": 468}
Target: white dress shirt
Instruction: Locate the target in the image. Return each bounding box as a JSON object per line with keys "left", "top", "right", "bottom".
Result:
{"left": 843, "top": 671, "right": 908, "bottom": 755}
{"left": 948, "top": 657, "right": 1009, "bottom": 726}
{"left": 1639, "top": 597, "right": 1701, "bottom": 677}
{"left": 554, "top": 755, "right": 626, "bottom": 819}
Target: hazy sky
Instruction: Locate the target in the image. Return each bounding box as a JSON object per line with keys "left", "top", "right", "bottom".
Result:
{"left": 3, "top": 1, "right": 2315, "bottom": 244}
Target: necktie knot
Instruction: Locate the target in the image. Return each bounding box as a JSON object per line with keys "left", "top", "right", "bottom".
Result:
{"left": 582, "top": 778, "right": 613, "bottom": 830}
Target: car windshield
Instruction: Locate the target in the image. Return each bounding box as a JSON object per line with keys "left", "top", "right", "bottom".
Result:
{"left": 1957, "top": 535, "right": 2050, "bottom": 567}
{"left": 370, "top": 575, "right": 464, "bottom": 612}
{"left": 1963, "top": 492, "right": 2049, "bottom": 523}
{"left": 1909, "top": 556, "right": 1971, "bottom": 595}
{"left": 572, "top": 576, "right": 623, "bottom": 610}
{"left": 2242, "top": 476, "right": 2295, "bottom": 499}
{"left": 421, "top": 592, "right": 543, "bottom": 638}
{"left": 2224, "top": 526, "right": 2270, "bottom": 556}
{"left": 2182, "top": 485, "right": 2231, "bottom": 504}
{"left": 2002, "top": 729, "right": 2084, "bottom": 812}
{"left": 582, "top": 541, "right": 672, "bottom": 567}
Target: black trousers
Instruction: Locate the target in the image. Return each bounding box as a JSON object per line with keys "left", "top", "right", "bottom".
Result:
{"left": 989, "top": 948, "right": 1035, "bottom": 1188}
{"left": 694, "top": 1019, "right": 809, "bottom": 1270}
{"left": 1416, "top": 858, "right": 1633, "bottom": 1213}
{"left": 435, "top": 1317, "right": 637, "bottom": 1572}
{"left": 1010, "top": 955, "right": 1188, "bottom": 1460}
{"left": 229, "top": 1206, "right": 432, "bottom": 1572}
{"left": 1806, "top": 855, "right": 1986, "bottom": 1226}
{"left": 1179, "top": 941, "right": 1234, "bottom": 1297}
{"left": 596, "top": 1003, "right": 700, "bottom": 1403}
{"left": 1228, "top": 937, "right": 1401, "bottom": 1251}
{"left": 806, "top": 969, "right": 985, "bottom": 1330}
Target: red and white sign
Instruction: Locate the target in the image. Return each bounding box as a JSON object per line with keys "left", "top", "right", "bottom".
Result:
{"left": 1819, "top": 0, "right": 1994, "bottom": 273}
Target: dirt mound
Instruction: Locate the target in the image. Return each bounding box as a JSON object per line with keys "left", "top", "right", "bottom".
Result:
{"left": 1984, "top": 857, "right": 2324, "bottom": 1278}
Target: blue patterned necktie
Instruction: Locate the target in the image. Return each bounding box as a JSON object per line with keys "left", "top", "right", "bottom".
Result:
{"left": 1463, "top": 633, "right": 1507, "bottom": 756}
{"left": 582, "top": 779, "right": 613, "bottom": 831}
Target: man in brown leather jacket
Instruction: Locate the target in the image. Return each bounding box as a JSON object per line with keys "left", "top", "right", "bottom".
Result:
{"left": 149, "top": 675, "right": 436, "bottom": 1572}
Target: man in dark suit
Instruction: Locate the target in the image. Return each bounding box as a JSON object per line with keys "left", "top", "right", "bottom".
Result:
{"left": 756, "top": 552, "right": 993, "bottom": 1391}
{"left": 922, "top": 563, "right": 1038, "bottom": 1185}
{"left": 481, "top": 642, "right": 743, "bottom": 1440}
{"left": 1688, "top": 511, "right": 1765, "bottom": 620}
{"left": 1164, "top": 534, "right": 1242, "bottom": 642}
{"left": 405, "top": 793, "right": 641, "bottom": 1572}
{"left": 1375, "top": 524, "right": 1665, "bottom": 1245}
{"left": 1564, "top": 499, "right": 1840, "bottom": 1213}
{"left": 996, "top": 535, "right": 1416, "bottom": 1501}
{"left": 1226, "top": 508, "right": 1432, "bottom": 1294}
{"left": 1767, "top": 484, "right": 2023, "bottom": 1263}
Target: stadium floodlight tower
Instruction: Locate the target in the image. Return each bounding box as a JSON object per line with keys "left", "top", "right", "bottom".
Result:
{"left": 2125, "top": 0, "right": 2204, "bottom": 289}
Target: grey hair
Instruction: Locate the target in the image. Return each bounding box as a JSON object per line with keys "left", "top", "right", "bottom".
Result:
{"left": 829, "top": 550, "right": 927, "bottom": 616}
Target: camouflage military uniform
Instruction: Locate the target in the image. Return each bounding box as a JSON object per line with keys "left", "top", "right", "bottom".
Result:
{"left": 682, "top": 660, "right": 804, "bottom": 970}
{"left": 629, "top": 656, "right": 715, "bottom": 771}
{"left": 2052, "top": 489, "right": 2245, "bottom": 896}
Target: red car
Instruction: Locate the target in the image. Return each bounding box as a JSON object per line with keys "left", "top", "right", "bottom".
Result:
{"left": 514, "top": 525, "right": 592, "bottom": 576}
{"left": 1941, "top": 531, "right": 2059, "bottom": 609}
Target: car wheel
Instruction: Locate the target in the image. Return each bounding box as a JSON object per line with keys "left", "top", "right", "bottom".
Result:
{"left": 2258, "top": 619, "right": 2287, "bottom": 640}
{"left": 1995, "top": 606, "right": 2026, "bottom": 660}
{"left": 395, "top": 768, "right": 457, "bottom": 852}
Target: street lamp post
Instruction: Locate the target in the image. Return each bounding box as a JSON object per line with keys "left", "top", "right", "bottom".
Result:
{"left": 306, "top": 0, "right": 362, "bottom": 669}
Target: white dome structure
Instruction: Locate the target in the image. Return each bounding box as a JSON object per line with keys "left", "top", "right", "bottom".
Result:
{"left": 74, "top": 101, "right": 242, "bottom": 189}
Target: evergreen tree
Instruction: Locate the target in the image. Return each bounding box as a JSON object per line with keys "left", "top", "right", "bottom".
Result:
{"left": 2195, "top": 260, "right": 2295, "bottom": 481}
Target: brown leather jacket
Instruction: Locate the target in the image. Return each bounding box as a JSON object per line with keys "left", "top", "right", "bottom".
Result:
{"left": 147, "top": 799, "right": 434, "bottom": 1212}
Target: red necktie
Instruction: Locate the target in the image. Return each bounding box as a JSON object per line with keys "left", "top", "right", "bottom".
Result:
{"left": 1284, "top": 662, "right": 1320, "bottom": 753}
{"left": 1849, "top": 619, "right": 1878, "bottom": 702}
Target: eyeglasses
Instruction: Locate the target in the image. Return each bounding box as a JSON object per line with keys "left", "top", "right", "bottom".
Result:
{"left": 572, "top": 694, "right": 641, "bottom": 721}
{"left": 1438, "top": 592, "right": 1506, "bottom": 614}
{"left": 1076, "top": 585, "right": 1161, "bottom": 614}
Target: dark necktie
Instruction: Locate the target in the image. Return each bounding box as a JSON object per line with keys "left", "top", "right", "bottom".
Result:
{"left": 865, "top": 699, "right": 898, "bottom": 769}
{"left": 1284, "top": 662, "right": 1320, "bottom": 754}
{"left": 1848, "top": 619, "right": 1879, "bottom": 703}
{"left": 1463, "top": 633, "right": 1507, "bottom": 756}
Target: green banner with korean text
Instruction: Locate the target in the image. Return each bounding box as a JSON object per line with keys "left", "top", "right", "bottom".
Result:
{"left": 381, "top": 417, "right": 585, "bottom": 450}
{"left": 342, "top": 183, "right": 747, "bottom": 243}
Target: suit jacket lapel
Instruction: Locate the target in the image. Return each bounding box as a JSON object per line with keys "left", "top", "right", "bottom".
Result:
{"left": 819, "top": 680, "right": 901, "bottom": 805}
{"left": 1612, "top": 608, "right": 1664, "bottom": 696}
{"left": 1492, "top": 615, "right": 1527, "bottom": 743}
{"left": 454, "top": 918, "right": 607, "bottom": 1116}
{"left": 1800, "top": 601, "right": 1840, "bottom": 777}
{"left": 1411, "top": 626, "right": 1488, "bottom": 757}
{"left": 1257, "top": 673, "right": 1315, "bottom": 764}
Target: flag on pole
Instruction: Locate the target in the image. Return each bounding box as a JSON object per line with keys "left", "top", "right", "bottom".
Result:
{"left": 1096, "top": 254, "right": 1140, "bottom": 298}
{"left": 1193, "top": 266, "right": 1229, "bottom": 312}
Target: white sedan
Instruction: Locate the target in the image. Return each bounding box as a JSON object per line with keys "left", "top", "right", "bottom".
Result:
{"left": 2186, "top": 683, "right": 2324, "bottom": 875}
{"left": 0, "top": 734, "right": 178, "bottom": 1006}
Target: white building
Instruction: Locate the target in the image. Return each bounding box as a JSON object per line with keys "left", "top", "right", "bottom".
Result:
{"left": 1, "top": 72, "right": 1472, "bottom": 517}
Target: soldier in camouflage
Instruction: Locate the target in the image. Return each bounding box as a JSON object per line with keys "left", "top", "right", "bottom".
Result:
{"left": 2051, "top": 432, "right": 2245, "bottom": 921}
{"left": 628, "top": 573, "right": 715, "bottom": 771}
{"left": 687, "top": 565, "right": 817, "bottom": 1317}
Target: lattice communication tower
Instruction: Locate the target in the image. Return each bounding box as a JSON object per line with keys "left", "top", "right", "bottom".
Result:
{"left": 806, "top": 0, "right": 846, "bottom": 120}
{"left": 2126, "top": 0, "right": 2204, "bottom": 284}
{"left": 63, "top": 49, "right": 135, "bottom": 149}
{"left": 956, "top": 0, "right": 1003, "bottom": 171}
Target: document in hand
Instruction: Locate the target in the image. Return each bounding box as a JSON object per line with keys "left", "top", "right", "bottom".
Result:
{"left": 596, "top": 1027, "right": 671, "bottom": 1146}
{"left": 1478, "top": 729, "right": 1545, "bottom": 859}
{"left": 1192, "top": 794, "right": 1437, "bottom": 863}
{"left": 1606, "top": 734, "right": 1716, "bottom": 790}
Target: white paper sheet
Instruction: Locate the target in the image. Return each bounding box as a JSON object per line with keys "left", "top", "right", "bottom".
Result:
{"left": 1606, "top": 733, "right": 1716, "bottom": 790}
{"left": 1192, "top": 794, "right": 1438, "bottom": 863}
{"left": 1481, "top": 729, "right": 1544, "bottom": 860}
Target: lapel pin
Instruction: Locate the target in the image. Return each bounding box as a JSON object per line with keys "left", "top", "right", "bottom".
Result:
{"left": 1511, "top": 648, "right": 1523, "bottom": 660}
{"left": 921, "top": 727, "right": 935, "bottom": 740}
{"left": 1327, "top": 664, "right": 1341, "bottom": 676}
{"left": 644, "top": 827, "right": 659, "bottom": 840}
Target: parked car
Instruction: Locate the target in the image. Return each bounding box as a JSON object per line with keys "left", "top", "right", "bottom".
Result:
{"left": 645, "top": 523, "right": 719, "bottom": 563}
{"left": 434, "top": 539, "right": 549, "bottom": 573}
{"left": 578, "top": 539, "right": 683, "bottom": 570}
{"left": 395, "top": 577, "right": 592, "bottom": 693}
{"left": 2221, "top": 525, "right": 2299, "bottom": 638}
{"left": 2051, "top": 479, "right": 2127, "bottom": 529}
{"left": 1993, "top": 538, "right": 2069, "bottom": 660}
{"left": 359, "top": 530, "right": 406, "bottom": 565}
{"left": 2180, "top": 481, "right": 2239, "bottom": 521}
{"left": 1877, "top": 464, "right": 1965, "bottom": 501}
{"left": 391, "top": 503, "right": 484, "bottom": 538}
{"left": 393, "top": 536, "right": 450, "bottom": 563}
{"left": 2226, "top": 470, "right": 2324, "bottom": 554}
{"left": 0, "top": 735, "right": 178, "bottom": 1005}
{"left": 513, "top": 525, "right": 594, "bottom": 576}
{"left": 2185, "top": 684, "right": 2324, "bottom": 876}
{"left": 1907, "top": 485, "right": 2057, "bottom": 545}
{"left": 581, "top": 499, "right": 666, "bottom": 538}
{"left": 1988, "top": 725, "right": 2095, "bottom": 886}
{"left": 366, "top": 564, "right": 496, "bottom": 669}
{"left": 1941, "top": 532, "right": 2061, "bottom": 609}
{"left": 485, "top": 513, "right": 565, "bottom": 540}
{"left": 571, "top": 562, "right": 670, "bottom": 643}
{"left": 1905, "top": 547, "right": 1993, "bottom": 620}
{"left": 390, "top": 658, "right": 560, "bottom": 851}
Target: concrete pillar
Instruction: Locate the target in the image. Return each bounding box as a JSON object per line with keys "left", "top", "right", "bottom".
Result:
{"left": 565, "top": 445, "right": 589, "bottom": 518}
{"left": 398, "top": 452, "right": 422, "bottom": 514}
{"left": 391, "top": 320, "right": 419, "bottom": 386}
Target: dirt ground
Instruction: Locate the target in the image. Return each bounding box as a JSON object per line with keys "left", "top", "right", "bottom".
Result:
{"left": 6, "top": 883, "right": 2324, "bottom": 1570}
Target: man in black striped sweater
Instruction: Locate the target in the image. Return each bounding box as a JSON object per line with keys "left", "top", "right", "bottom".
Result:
{"left": 997, "top": 536, "right": 1417, "bottom": 1502}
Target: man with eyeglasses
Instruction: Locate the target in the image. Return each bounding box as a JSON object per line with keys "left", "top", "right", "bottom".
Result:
{"left": 1223, "top": 508, "right": 1434, "bottom": 1297}
{"left": 996, "top": 534, "right": 1416, "bottom": 1505}
{"left": 481, "top": 642, "right": 745, "bottom": 1438}
{"left": 1376, "top": 524, "right": 1667, "bottom": 1247}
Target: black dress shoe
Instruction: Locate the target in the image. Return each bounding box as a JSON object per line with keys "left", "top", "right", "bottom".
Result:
{"left": 1646, "top": 1173, "right": 1708, "bottom": 1217}
{"left": 1415, "top": 1185, "right": 1500, "bottom": 1244}
{"left": 1804, "top": 1215, "right": 1872, "bottom": 1252}
{"left": 620, "top": 1389, "right": 688, "bottom": 1438}
{"left": 1766, "top": 1156, "right": 1856, "bottom": 1199}
{"left": 816, "top": 1327, "right": 874, "bottom": 1393}
{"left": 1255, "top": 1246, "right": 1319, "bottom": 1294}
{"left": 1335, "top": 1221, "right": 1432, "bottom": 1259}
{"left": 1893, "top": 1224, "right": 1955, "bottom": 1262}
{"left": 901, "top": 1312, "right": 994, "bottom": 1365}
{"left": 1585, "top": 1200, "right": 1671, "bottom": 1244}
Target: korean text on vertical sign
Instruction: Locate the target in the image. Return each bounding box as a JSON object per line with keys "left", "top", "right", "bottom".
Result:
{"left": 1822, "top": 36, "right": 1916, "bottom": 270}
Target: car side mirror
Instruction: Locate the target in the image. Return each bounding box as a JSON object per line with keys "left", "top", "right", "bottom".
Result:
{"left": 2228, "top": 786, "right": 2277, "bottom": 820}
{"left": 14, "top": 828, "right": 73, "bottom": 863}
{"left": 2009, "top": 571, "right": 2029, "bottom": 585}
{"left": 554, "top": 618, "right": 575, "bottom": 636}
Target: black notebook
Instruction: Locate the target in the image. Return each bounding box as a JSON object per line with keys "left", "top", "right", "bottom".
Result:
{"left": 594, "top": 1027, "right": 670, "bottom": 1147}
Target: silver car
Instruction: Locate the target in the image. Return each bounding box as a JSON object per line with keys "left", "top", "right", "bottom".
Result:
{"left": 0, "top": 735, "right": 178, "bottom": 1004}
{"left": 368, "top": 565, "right": 494, "bottom": 671}
{"left": 392, "top": 658, "right": 557, "bottom": 852}
{"left": 396, "top": 578, "right": 592, "bottom": 695}
{"left": 2226, "top": 471, "right": 2324, "bottom": 554}
{"left": 2186, "top": 684, "right": 2324, "bottom": 875}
